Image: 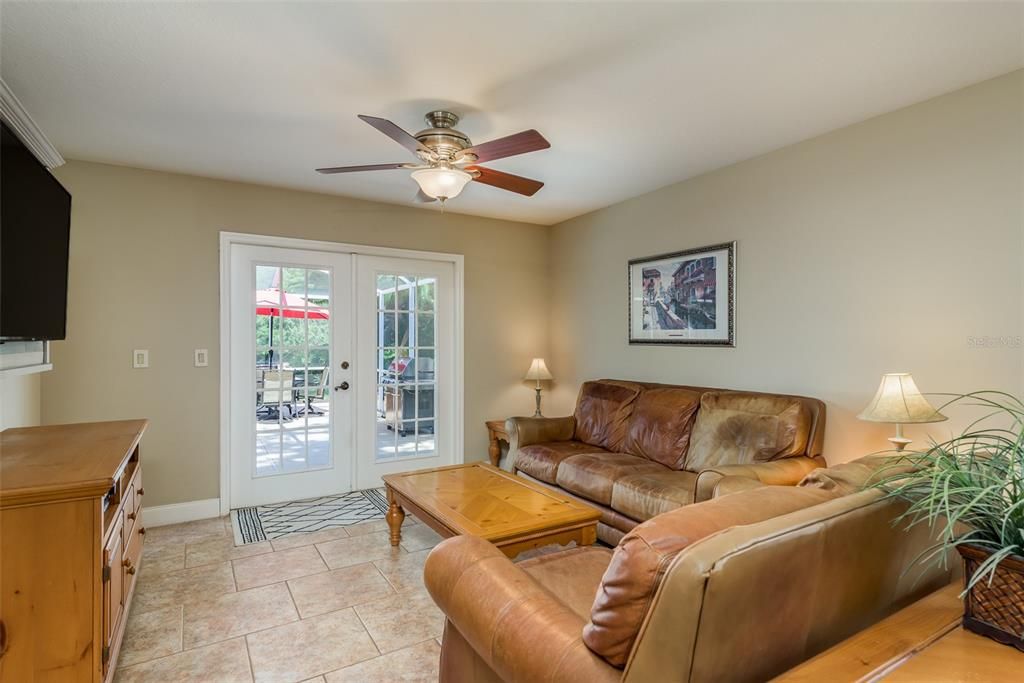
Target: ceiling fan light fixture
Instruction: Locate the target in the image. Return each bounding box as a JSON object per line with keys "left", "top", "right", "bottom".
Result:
{"left": 411, "top": 167, "right": 472, "bottom": 200}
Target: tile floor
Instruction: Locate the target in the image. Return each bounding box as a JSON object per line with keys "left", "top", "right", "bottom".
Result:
{"left": 116, "top": 514, "right": 445, "bottom": 682}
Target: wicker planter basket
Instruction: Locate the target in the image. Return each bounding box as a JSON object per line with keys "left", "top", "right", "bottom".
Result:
{"left": 958, "top": 544, "right": 1024, "bottom": 651}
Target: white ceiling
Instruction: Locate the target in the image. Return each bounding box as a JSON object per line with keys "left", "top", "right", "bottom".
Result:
{"left": 2, "top": 2, "right": 1021, "bottom": 226}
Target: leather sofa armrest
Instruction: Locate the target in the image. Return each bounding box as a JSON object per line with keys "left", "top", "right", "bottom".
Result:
{"left": 693, "top": 455, "right": 826, "bottom": 502}
{"left": 506, "top": 415, "right": 576, "bottom": 471}
{"left": 424, "top": 536, "right": 620, "bottom": 683}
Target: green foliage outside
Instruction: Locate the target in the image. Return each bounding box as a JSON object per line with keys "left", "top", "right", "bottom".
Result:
{"left": 254, "top": 270, "right": 438, "bottom": 374}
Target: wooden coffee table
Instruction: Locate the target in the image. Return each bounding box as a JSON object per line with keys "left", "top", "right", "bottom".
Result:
{"left": 382, "top": 462, "right": 601, "bottom": 559}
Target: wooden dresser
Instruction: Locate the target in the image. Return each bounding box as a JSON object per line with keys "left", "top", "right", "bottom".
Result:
{"left": 0, "top": 419, "right": 148, "bottom": 682}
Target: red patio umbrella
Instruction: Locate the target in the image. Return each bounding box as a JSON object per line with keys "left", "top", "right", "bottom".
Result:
{"left": 256, "top": 288, "right": 329, "bottom": 367}
{"left": 255, "top": 289, "right": 329, "bottom": 319}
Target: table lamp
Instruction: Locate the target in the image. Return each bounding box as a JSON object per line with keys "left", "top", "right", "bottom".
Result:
{"left": 524, "top": 358, "right": 553, "bottom": 417}
{"left": 857, "top": 372, "right": 947, "bottom": 451}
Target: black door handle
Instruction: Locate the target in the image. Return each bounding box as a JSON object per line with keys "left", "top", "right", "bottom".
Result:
{"left": 334, "top": 381, "right": 350, "bottom": 391}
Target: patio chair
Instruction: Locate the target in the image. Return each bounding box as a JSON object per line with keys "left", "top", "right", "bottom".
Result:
{"left": 258, "top": 369, "right": 296, "bottom": 421}
{"left": 298, "top": 368, "right": 329, "bottom": 416}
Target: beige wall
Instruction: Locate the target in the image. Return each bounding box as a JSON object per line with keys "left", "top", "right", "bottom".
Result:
{"left": 0, "top": 373, "right": 41, "bottom": 430}
{"left": 547, "top": 71, "right": 1024, "bottom": 464}
{"left": 43, "top": 162, "right": 549, "bottom": 506}
{"left": 40, "top": 70, "right": 1023, "bottom": 505}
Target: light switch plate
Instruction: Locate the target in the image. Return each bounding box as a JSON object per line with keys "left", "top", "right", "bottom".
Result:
{"left": 132, "top": 349, "right": 149, "bottom": 368}
{"left": 194, "top": 348, "right": 209, "bottom": 367}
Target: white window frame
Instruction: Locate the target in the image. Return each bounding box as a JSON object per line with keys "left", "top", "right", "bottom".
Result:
{"left": 219, "top": 231, "right": 465, "bottom": 515}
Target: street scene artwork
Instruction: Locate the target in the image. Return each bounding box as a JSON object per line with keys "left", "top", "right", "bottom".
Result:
{"left": 628, "top": 242, "right": 735, "bottom": 346}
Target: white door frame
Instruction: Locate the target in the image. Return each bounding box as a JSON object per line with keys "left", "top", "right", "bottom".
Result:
{"left": 219, "top": 231, "right": 465, "bottom": 515}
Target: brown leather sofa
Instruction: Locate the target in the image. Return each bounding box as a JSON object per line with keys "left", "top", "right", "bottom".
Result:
{"left": 424, "top": 456, "right": 952, "bottom": 683}
{"left": 506, "top": 379, "right": 827, "bottom": 544}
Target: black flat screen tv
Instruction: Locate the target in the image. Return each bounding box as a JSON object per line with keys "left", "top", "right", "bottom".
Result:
{"left": 1, "top": 121, "right": 72, "bottom": 341}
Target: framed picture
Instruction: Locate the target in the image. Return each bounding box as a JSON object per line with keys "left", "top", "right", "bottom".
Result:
{"left": 628, "top": 241, "right": 735, "bottom": 346}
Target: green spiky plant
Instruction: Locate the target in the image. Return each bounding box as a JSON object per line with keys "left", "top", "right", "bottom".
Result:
{"left": 869, "top": 391, "right": 1024, "bottom": 593}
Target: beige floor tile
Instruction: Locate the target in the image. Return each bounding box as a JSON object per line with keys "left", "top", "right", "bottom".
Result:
{"left": 145, "top": 517, "right": 229, "bottom": 547}
{"left": 288, "top": 563, "right": 395, "bottom": 618}
{"left": 270, "top": 526, "right": 349, "bottom": 551}
{"left": 114, "top": 637, "right": 251, "bottom": 683}
{"left": 299, "top": 678, "right": 326, "bottom": 683}
{"left": 117, "top": 605, "right": 183, "bottom": 667}
{"left": 141, "top": 543, "right": 186, "bottom": 576}
{"left": 373, "top": 549, "right": 430, "bottom": 593}
{"left": 132, "top": 561, "right": 236, "bottom": 614}
{"left": 186, "top": 537, "right": 274, "bottom": 567}
{"left": 246, "top": 608, "right": 378, "bottom": 682}
{"left": 232, "top": 545, "right": 327, "bottom": 590}
{"left": 316, "top": 531, "right": 401, "bottom": 570}
{"left": 398, "top": 524, "right": 443, "bottom": 553}
{"left": 354, "top": 588, "right": 444, "bottom": 654}
{"left": 344, "top": 519, "right": 390, "bottom": 537}
{"left": 184, "top": 582, "right": 298, "bottom": 648}
{"left": 325, "top": 639, "right": 440, "bottom": 682}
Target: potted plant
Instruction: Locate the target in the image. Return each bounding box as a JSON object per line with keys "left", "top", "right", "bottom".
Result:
{"left": 872, "top": 391, "right": 1024, "bottom": 650}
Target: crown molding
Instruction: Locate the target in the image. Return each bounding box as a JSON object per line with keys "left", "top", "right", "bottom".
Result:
{"left": 0, "top": 78, "right": 64, "bottom": 169}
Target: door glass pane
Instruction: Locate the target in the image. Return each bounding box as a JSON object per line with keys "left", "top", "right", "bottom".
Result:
{"left": 375, "top": 272, "right": 439, "bottom": 462}
{"left": 255, "top": 263, "right": 331, "bottom": 477}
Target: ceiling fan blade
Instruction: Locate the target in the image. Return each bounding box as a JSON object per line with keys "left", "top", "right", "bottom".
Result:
{"left": 466, "top": 165, "right": 544, "bottom": 197}
{"left": 358, "top": 115, "right": 434, "bottom": 158}
{"left": 459, "top": 129, "right": 550, "bottom": 163}
{"left": 414, "top": 189, "right": 437, "bottom": 203}
{"left": 316, "top": 163, "right": 412, "bottom": 174}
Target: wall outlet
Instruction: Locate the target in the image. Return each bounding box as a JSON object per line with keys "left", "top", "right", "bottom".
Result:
{"left": 194, "top": 348, "right": 209, "bottom": 367}
{"left": 132, "top": 349, "right": 149, "bottom": 368}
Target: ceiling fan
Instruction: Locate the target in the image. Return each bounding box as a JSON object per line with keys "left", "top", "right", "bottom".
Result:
{"left": 316, "top": 111, "right": 550, "bottom": 204}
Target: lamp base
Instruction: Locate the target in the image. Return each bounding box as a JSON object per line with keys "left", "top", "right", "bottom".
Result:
{"left": 888, "top": 423, "right": 912, "bottom": 452}
{"left": 888, "top": 436, "right": 913, "bottom": 452}
{"left": 533, "top": 386, "right": 543, "bottom": 417}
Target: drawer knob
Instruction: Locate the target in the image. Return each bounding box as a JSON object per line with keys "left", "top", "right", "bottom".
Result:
{"left": 138, "top": 526, "right": 147, "bottom": 535}
{"left": 122, "top": 559, "right": 136, "bottom": 575}
{"left": 137, "top": 487, "right": 145, "bottom": 496}
{"left": 127, "top": 512, "right": 137, "bottom": 521}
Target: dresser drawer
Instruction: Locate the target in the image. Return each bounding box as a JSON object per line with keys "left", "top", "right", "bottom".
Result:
{"left": 122, "top": 517, "right": 143, "bottom": 596}
{"left": 122, "top": 483, "right": 138, "bottom": 538}
{"left": 133, "top": 467, "right": 144, "bottom": 511}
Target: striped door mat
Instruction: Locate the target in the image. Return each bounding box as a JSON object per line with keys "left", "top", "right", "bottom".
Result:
{"left": 231, "top": 488, "right": 390, "bottom": 545}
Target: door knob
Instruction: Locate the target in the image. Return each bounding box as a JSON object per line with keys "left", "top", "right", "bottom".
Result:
{"left": 334, "top": 381, "right": 350, "bottom": 391}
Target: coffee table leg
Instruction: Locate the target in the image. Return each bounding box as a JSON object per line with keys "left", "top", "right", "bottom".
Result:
{"left": 386, "top": 490, "right": 405, "bottom": 547}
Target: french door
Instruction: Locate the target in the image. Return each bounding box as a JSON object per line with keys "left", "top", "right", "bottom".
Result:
{"left": 355, "top": 256, "right": 456, "bottom": 490}
{"left": 227, "top": 241, "right": 457, "bottom": 507}
{"left": 229, "top": 245, "right": 353, "bottom": 507}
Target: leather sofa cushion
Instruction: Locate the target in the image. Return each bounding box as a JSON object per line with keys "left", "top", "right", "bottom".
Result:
{"left": 518, "top": 471, "right": 641, "bottom": 536}
{"left": 685, "top": 392, "right": 812, "bottom": 471}
{"left": 516, "top": 441, "right": 610, "bottom": 484}
{"left": 610, "top": 471, "right": 698, "bottom": 521}
{"left": 518, "top": 546, "right": 614, "bottom": 620}
{"left": 621, "top": 387, "right": 702, "bottom": 469}
{"left": 583, "top": 485, "right": 839, "bottom": 668}
{"left": 574, "top": 380, "right": 643, "bottom": 451}
{"left": 556, "top": 452, "right": 666, "bottom": 506}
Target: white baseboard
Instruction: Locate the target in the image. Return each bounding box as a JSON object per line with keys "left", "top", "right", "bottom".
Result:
{"left": 143, "top": 498, "right": 222, "bottom": 527}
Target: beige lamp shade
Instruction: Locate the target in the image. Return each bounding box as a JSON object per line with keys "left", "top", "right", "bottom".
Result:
{"left": 858, "top": 373, "right": 947, "bottom": 424}
{"left": 524, "top": 358, "right": 553, "bottom": 381}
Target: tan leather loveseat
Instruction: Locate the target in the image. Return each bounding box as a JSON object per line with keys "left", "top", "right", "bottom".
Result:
{"left": 506, "top": 379, "right": 827, "bottom": 544}
{"left": 424, "top": 456, "right": 951, "bottom": 683}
